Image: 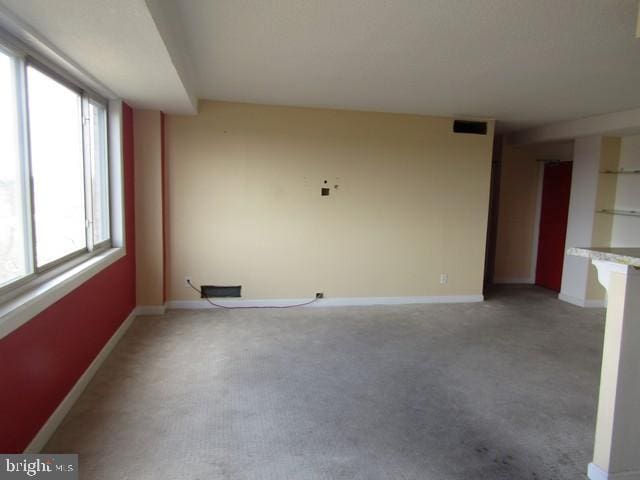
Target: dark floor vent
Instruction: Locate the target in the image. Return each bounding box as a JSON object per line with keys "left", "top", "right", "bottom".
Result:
{"left": 201, "top": 285, "right": 242, "bottom": 298}
{"left": 453, "top": 120, "right": 487, "bottom": 135}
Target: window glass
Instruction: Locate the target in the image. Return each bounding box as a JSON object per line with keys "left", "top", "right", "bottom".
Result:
{"left": 0, "top": 50, "right": 29, "bottom": 286}
{"left": 27, "top": 66, "right": 86, "bottom": 267}
{"left": 88, "top": 101, "right": 110, "bottom": 244}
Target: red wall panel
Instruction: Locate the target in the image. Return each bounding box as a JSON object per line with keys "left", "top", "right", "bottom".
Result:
{"left": 0, "top": 103, "right": 136, "bottom": 453}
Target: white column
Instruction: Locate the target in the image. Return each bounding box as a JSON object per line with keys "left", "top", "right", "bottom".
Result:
{"left": 559, "top": 136, "right": 601, "bottom": 306}
{"left": 588, "top": 260, "right": 640, "bottom": 480}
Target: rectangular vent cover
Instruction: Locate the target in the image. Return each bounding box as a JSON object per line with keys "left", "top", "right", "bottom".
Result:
{"left": 453, "top": 120, "right": 487, "bottom": 135}
{"left": 201, "top": 285, "right": 242, "bottom": 298}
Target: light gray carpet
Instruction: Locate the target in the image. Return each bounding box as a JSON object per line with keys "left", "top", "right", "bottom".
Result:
{"left": 44, "top": 286, "right": 604, "bottom": 480}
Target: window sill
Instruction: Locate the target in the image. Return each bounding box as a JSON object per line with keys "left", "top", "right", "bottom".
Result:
{"left": 0, "top": 247, "right": 125, "bottom": 340}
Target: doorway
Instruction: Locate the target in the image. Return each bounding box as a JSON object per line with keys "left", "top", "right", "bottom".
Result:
{"left": 535, "top": 161, "right": 572, "bottom": 292}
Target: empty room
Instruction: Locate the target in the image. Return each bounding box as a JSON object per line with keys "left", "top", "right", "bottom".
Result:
{"left": 1, "top": 1, "right": 639, "bottom": 479}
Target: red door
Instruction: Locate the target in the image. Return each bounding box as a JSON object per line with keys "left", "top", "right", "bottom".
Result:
{"left": 536, "top": 162, "right": 572, "bottom": 291}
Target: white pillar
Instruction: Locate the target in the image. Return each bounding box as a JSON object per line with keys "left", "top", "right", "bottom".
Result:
{"left": 588, "top": 260, "right": 640, "bottom": 480}
{"left": 559, "top": 136, "right": 601, "bottom": 306}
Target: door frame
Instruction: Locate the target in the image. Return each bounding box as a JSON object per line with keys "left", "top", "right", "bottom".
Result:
{"left": 528, "top": 162, "right": 545, "bottom": 283}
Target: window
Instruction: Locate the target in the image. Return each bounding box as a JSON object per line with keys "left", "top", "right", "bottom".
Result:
{"left": 0, "top": 48, "right": 29, "bottom": 286}
{"left": 27, "top": 66, "right": 87, "bottom": 266}
{"left": 0, "top": 43, "right": 111, "bottom": 290}
{"left": 87, "top": 99, "right": 110, "bottom": 245}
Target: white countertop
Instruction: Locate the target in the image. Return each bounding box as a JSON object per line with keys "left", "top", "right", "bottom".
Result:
{"left": 567, "top": 247, "right": 640, "bottom": 267}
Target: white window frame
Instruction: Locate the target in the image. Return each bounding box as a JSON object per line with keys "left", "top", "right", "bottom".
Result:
{"left": 83, "top": 95, "right": 112, "bottom": 252}
{"left": 0, "top": 22, "right": 127, "bottom": 340}
{"left": 1, "top": 47, "right": 111, "bottom": 284}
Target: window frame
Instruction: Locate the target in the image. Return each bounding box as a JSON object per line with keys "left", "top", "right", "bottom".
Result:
{"left": 83, "top": 94, "right": 111, "bottom": 252}
{"left": 0, "top": 39, "right": 113, "bottom": 295}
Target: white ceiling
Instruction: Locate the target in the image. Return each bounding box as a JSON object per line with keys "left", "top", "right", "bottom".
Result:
{"left": 0, "top": 0, "right": 196, "bottom": 113}
{"left": 1, "top": 0, "right": 639, "bottom": 131}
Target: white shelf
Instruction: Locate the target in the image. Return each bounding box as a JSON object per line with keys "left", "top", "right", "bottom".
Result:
{"left": 596, "top": 209, "right": 640, "bottom": 217}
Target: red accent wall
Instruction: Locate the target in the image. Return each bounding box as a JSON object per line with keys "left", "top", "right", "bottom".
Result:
{"left": 0, "top": 103, "right": 136, "bottom": 453}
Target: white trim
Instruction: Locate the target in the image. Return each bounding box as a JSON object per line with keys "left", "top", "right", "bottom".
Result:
{"left": 589, "top": 463, "right": 608, "bottom": 480}
{"left": 558, "top": 293, "right": 586, "bottom": 307}
{"left": 558, "top": 293, "right": 606, "bottom": 308}
{"left": 530, "top": 161, "right": 544, "bottom": 283}
{"left": 588, "top": 463, "right": 640, "bottom": 480}
{"left": 493, "top": 277, "right": 535, "bottom": 284}
{"left": 0, "top": 248, "right": 125, "bottom": 340}
{"left": 134, "top": 304, "right": 167, "bottom": 316}
{"left": 167, "top": 295, "right": 484, "bottom": 310}
{"left": 23, "top": 309, "right": 136, "bottom": 453}
{"left": 108, "top": 99, "right": 126, "bottom": 251}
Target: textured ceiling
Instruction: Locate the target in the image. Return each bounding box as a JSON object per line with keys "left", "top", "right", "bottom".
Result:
{"left": 0, "top": 0, "right": 196, "bottom": 113}
{"left": 174, "top": 0, "right": 640, "bottom": 131}
{"left": 1, "top": 0, "right": 639, "bottom": 131}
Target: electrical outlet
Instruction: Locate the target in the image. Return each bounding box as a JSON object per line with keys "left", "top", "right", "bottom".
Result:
{"left": 185, "top": 276, "right": 192, "bottom": 287}
{"left": 440, "top": 273, "right": 448, "bottom": 284}
{"left": 316, "top": 292, "right": 324, "bottom": 299}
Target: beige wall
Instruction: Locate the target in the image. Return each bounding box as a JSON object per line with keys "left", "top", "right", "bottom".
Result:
{"left": 134, "top": 110, "right": 164, "bottom": 306}
{"left": 165, "top": 101, "right": 494, "bottom": 301}
{"left": 611, "top": 134, "right": 640, "bottom": 246}
{"left": 493, "top": 144, "right": 540, "bottom": 282}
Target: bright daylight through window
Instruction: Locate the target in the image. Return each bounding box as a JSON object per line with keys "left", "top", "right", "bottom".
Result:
{"left": 27, "top": 66, "right": 87, "bottom": 267}
{"left": 0, "top": 49, "right": 27, "bottom": 286}
{"left": 0, "top": 43, "right": 110, "bottom": 290}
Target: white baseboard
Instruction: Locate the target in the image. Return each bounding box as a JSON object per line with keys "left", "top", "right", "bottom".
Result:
{"left": 588, "top": 463, "right": 640, "bottom": 480}
{"left": 493, "top": 277, "right": 534, "bottom": 284}
{"left": 558, "top": 293, "right": 606, "bottom": 308}
{"left": 134, "top": 304, "right": 166, "bottom": 316}
{"left": 23, "top": 309, "right": 136, "bottom": 453}
{"left": 167, "top": 295, "right": 484, "bottom": 310}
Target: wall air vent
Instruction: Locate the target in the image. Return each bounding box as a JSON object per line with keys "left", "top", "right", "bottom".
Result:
{"left": 201, "top": 285, "right": 242, "bottom": 298}
{"left": 453, "top": 120, "right": 487, "bottom": 135}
